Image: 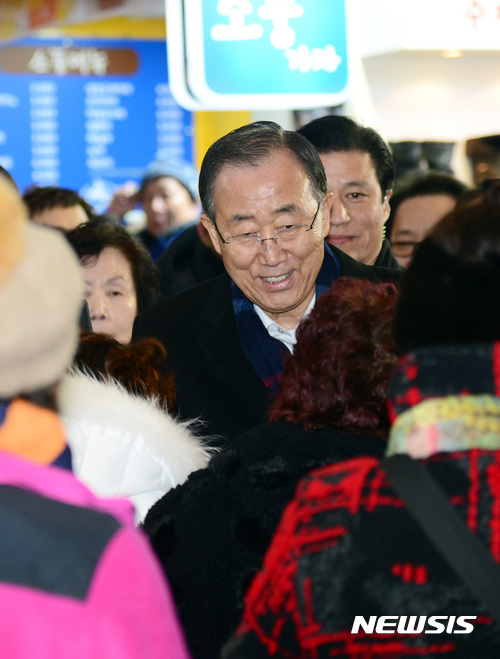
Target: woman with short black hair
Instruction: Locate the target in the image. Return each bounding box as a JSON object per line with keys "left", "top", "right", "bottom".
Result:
{"left": 67, "top": 217, "right": 161, "bottom": 343}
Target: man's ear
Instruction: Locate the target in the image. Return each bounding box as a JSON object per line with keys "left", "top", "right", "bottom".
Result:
{"left": 200, "top": 214, "right": 222, "bottom": 256}
{"left": 321, "top": 192, "right": 334, "bottom": 238}
{"left": 382, "top": 190, "right": 392, "bottom": 222}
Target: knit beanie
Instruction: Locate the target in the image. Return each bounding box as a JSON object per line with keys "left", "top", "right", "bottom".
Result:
{"left": 139, "top": 159, "right": 199, "bottom": 202}
{"left": 0, "top": 177, "right": 84, "bottom": 398}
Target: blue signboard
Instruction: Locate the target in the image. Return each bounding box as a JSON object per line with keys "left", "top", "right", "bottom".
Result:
{"left": 167, "top": 0, "right": 350, "bottom": 110}
{"left": 0, "top": 38, "right": 193, "bottom": 211}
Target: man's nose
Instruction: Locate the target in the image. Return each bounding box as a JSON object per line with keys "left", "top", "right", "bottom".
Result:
{"left": 329, "top": 196, "right": 350, "bottom": 226}
{"left": 257, "top": 236, "right": 287, "bottom": 265}
{"left": 151, "top": 196, "right": 168, "bottom": 212}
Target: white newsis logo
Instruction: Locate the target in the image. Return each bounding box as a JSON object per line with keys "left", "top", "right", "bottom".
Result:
{"left": 351, "top": 616, "right": 477, "bottom": 635}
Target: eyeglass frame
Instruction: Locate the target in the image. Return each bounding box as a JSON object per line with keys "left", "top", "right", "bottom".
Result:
{"left": 211, "top": 201, "right": 322, "bottom": 249}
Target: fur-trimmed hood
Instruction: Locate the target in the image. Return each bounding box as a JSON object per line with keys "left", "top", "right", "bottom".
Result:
{"left": 57, "top": 371, "right": 212, "bottom": 523}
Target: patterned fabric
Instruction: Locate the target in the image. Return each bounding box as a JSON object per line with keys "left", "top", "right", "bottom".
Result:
{"left": 388, "top": 395, "right": 500, "bottom": 459}
{"left": 232, "top": 283, "right": 291, "bottom": 395}
{"left": 387, "top": 343, "right": 500, "bottom": 458}
{"left": 232, "top": 244, "right": 341, "bottom": 395}
{"left": 387, "top": 343, "right": 500, "bottom": 419}
{"left": 223, "top": 343, "right": 500, "bottom": 658}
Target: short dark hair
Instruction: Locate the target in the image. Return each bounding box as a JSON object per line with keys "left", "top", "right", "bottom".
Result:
{"left": 23, "top": 185, "right": 94, "bottom": 221}
{"left": 270, "top": 277, "right": 398, "bottom": 438}
{"left": 66, "top": 217, "right": 161, "bottom": 313}
{"left": 297, "top": 115, "right": 395, "bottom": 200}
{"left": 199, "top": 121, "right": 327, "bottom": 223}
{"left": 387, "top": 171, "right": 469, "bottom": 236}
{"left": 395, "top": 180, "right": 500, "bottom": 354}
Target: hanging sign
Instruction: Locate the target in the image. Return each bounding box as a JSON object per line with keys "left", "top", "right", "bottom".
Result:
{"left": 167, "top": 0, "right": 350, "bottom": 110}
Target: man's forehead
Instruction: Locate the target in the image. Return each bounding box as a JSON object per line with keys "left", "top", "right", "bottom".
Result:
{"left": 213, "top": 168, "right": 316, "bottom": 216}
{"left": 321, "top": 149, "right": 376, "bottom": 174}
{"left": 320, "top": 150, "right": 382, "bottom": 192}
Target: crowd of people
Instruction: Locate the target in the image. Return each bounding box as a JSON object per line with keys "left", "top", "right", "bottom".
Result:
{"left": 1, "top": 113, "right": 499, "bottom": 657}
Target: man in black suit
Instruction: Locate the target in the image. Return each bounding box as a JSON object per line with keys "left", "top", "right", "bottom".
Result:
{"left": 133, "top": 121, "right": 401, "bottom": 447}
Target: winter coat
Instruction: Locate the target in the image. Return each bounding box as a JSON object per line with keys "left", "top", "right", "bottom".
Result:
{"left": 224, "top": 344, "right": 500, "bottom": 658}
{"left": 133, "top": 246, "right": 403, "bottom": 446}
{"left": 156, "top": 223, "right": 225, "bottom": 298}
{"left": 143, "top": 420, "right": 386, "bottom": 659}
{"left": 0, "top": 399, "right": 189, "bottom": 658}
{"left": 58, "top": 371, "right": 212, "bottom": 523}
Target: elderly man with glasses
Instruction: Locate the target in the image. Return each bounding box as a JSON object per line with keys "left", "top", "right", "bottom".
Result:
{"left": 133, "top": 121, "right": 402, "bottom": 446}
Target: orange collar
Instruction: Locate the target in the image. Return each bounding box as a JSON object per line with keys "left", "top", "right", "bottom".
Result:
{"left": 0, "top": 399, "right": 67, "bottom": 465}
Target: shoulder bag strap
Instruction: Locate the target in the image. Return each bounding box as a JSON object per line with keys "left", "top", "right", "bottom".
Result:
{"left": 381, "top": 453, "right": 500, "bottom": 625}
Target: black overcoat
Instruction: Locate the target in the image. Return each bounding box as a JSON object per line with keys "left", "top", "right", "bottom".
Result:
{"left": 133, "top": 245, "right": 402, "bottom": 445}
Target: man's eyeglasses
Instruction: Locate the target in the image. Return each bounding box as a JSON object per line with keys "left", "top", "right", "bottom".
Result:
{"left": 212, "top": 203, "right": 321, "bottom": 255}
{"left": 390, "top": 241, "right": 420, "bottom": 259}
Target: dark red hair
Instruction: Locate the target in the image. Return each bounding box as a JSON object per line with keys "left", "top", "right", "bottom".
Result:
{"left": 73, "top": 331, "right": 176, "bottom": 411}
{"left": 269, "top": 277, "right": 398, "bottom": 438}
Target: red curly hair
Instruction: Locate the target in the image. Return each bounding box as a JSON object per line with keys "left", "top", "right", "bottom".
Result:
{"left": 269, "top": 277, "right": 398, "bottom": 438}
{"left": 73, "top": 331, "right": 176, "bottom": 411}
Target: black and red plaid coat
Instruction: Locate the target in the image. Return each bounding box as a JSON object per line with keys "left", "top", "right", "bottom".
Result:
{"left": 224, "top": 344, "right": 500, "bottom": 658}
{"left": 224, "top": 450, "right": 500, "bottom": 658}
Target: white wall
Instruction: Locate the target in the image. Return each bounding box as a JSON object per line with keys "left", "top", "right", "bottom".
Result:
{"left": 344, "top": 0, "right": 500, "bottom": 183}
{"left": 346, "top": 50, "right": 500, "bottom": 182}
{"left": 361, "top": 52, "right": 500, "bottom": 142}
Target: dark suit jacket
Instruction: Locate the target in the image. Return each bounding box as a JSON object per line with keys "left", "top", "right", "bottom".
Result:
{"left": 156, "top": 224, "right": 225, "bottom": 298}
{"left": 133, "top": 245, "right": 403, "bottom": 446}
{"left": 142, "top": 421, "right": 385, "bottom": 659}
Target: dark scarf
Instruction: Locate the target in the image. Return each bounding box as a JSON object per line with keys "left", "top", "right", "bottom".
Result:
{"left": 232, "top": 244, "right": 341, "bottom": 395}
{"left": 387, "top": 342, "right": 500, "bottom": 423}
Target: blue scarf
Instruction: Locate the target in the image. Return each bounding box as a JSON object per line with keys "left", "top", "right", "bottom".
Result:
{"left": 232, "top": 244, "right": 341, "bottom": 395}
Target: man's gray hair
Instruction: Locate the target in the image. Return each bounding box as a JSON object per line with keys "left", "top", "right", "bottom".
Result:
{"left": 199, "top": 121, "right": 328, "bottom": 223}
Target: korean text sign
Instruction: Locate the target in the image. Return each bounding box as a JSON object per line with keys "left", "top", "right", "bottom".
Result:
{"left": 168, "top": 0, "right": 350, "bottom": 109}
{"left": 0, "top": 38, "right": 193, "bottom": 211}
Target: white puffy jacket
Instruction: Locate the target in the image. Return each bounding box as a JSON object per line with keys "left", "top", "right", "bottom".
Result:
{"left": 57, "top": 371, "right": 212, "bottom": 523}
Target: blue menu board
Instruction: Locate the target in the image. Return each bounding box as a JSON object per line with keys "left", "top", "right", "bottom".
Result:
{"left": 0, "top": 38, "right": 193, "bottom": 211}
